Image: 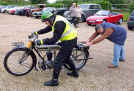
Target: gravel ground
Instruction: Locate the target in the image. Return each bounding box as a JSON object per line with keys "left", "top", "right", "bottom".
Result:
{"left": 0, "top": 13, "right": 134, "bottom": 91}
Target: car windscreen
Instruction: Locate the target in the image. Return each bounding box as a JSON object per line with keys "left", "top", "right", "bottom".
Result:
{"left": 95, "top": 10, "right": 110, "bottom": 16}
{"left": 131, "top": 11, "right": 134, "bottom": 16}
{"left": 79, "top": 5, "right": 89, "bottom": 10}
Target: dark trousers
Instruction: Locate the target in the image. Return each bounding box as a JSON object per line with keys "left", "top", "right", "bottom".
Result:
{"left": 72, "top": 17, "right": 80, "bottom": 26}
{"left": 52, "top": 38, "right": 77, "bottom": 80}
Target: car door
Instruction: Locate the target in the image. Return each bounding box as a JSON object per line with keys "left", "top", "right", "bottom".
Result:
{"left": 111, "top": 12, "right": 121, "bottom": 23}
{"left": 107, "top": 12, "right": 117, "bottom": 23}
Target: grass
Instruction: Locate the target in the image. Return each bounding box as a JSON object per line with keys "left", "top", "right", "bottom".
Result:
{"left": 121, "top": 11, "right": 130, "bottom": 22}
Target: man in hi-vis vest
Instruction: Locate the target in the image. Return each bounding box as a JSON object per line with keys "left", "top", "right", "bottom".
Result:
{"left": 33, "top": 11, "right": 78, "bottom": 86}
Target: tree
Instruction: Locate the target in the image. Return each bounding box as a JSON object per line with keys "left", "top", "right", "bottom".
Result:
{"left": 109, "top": 0, "right": 125, "bottom": 4}
{"left": 129, "top": 2, "right": 134, "bottom": 12}
{"left": 30, "top": 0, "right": 47, "bottom": 4}
{"left": 98, "top": 0, "right": 112, "bottom": 10}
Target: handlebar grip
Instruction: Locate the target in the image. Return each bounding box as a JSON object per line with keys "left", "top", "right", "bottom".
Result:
{"left": 28, "top": 33, "right": 38, "bottom": 40}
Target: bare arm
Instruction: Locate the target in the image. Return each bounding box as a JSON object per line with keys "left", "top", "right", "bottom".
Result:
{"left": 92, "top": 28, "right": 114, "bottom": 44}
{"left": 88, "top": 32, "right": 99, "bottom": 42}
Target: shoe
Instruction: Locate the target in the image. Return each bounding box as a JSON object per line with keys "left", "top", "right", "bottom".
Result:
{"left": 108, "top": 64, "right": 118, "bottom": 68}
{"left": 67, "top": 71, "right": 79, "bottom": 78}
{"left": 119, "top": 59, "right": 125, "bottom": 62}
{"left": 44, "top": 79, "right": 59, "bottom": 86}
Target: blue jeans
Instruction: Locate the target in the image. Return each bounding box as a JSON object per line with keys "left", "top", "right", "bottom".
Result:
{"left": 112, "top": 43, "right": 125, "bottom": 66}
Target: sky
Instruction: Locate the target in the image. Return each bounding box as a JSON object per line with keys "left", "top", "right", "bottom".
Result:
{"left": 47, "top": 0, "right": 57, "bottom": 3}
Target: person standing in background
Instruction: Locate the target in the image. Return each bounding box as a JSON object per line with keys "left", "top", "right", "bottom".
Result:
{"left": 70, "top": 3, "right": 82, "bottom": 28}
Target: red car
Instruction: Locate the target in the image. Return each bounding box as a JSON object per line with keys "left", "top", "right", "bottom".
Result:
{"left": 86, "top": 10, "right": 123, "bottom": 25}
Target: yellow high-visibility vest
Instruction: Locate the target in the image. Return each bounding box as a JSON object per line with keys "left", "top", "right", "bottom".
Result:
{"left": 52, "top": 15, "right": 77, "bottom": 42}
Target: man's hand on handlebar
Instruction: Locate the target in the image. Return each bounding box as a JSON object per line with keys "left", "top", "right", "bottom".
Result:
{"left": 28, "top": 32, "right": 38, "bottom": 41}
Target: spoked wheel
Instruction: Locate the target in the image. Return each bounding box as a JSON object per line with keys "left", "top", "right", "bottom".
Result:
{"left": 4, "top": 48, "right": 36, "bottom": 76}
{"left": 64, "top": 47, "right": 89, "bottom": 71}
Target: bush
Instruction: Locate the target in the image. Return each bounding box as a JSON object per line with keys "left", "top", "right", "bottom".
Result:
{"left": 46, "top": 0, "right": 73, "bottom": 8}
{"left": 46, "top": 3, "right": 62, "bottom": 8}
{"left": 122, "top": 12, "right": 130, "bottom": 22}
{"left": 0, "top": 1, "right": 8, "bottom": 5}
{"left": 97, "top": 0, "right": 112, "bottom": 10}
{"left": 129, "top": 2, "right": 134, "bottom": 13}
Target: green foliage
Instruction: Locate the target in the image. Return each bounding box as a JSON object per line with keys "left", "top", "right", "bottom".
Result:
{"left": 30, "top": 0, "right": 47, "bottom": 4}
{"left": 56, "top": 0, "right": 73, "bottom": 8}
{"left": 46, "top": 0, "right": 73, "bottom": 8}
{"left": 97, "top": 0, "right": 112, "bottom": 10}
{"left": 129, "top": 2, "right": 134, "bottom": 13}
{"left": 109, "top": 0, "right": 125, "bottom": 4}
{"left": 0, "top": 1, "right": 8, "bottom": 5}
{"left": 122, "top": 12, "right": 130, "bottom": 22}
{"left": 46, "top": 3, "right": 61, "bottom": 8}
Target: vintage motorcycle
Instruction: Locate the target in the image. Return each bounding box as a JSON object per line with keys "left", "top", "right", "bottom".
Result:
{"left": 4, "top": 33, "right": 92, "bottom": 76}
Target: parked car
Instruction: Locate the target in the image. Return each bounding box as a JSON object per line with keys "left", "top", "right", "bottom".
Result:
{"left": 64, "top": 10, "right": 86, "bottom": 22}
{"left": 32, "top": 7, "right": 56, "bottom": 18}
{"left": 1, "top": 5, "right": 15, "bottom": 13}
{"left": 79, "top": 4, "right": 101, "bottom": 18}
{"left": 23, "top": 6, "right": 36, "bottom": 16}
{"left": 0, "top": 5, "right": 6, "bottom": 13}
{"left": 0, "top": 6, "right": 7, "bottom": 13}
{"left": 55, "top": 8, "right": 68, "bottom": 16}
{"left": 8, "top": 7, "right": 18, "bottom": 15}
{"left": 26, "top": 4, "right": 45, "bottom": 17}
{"left": 86, "top": 10, "right": 123, "bottom": 25}
{"left": 64, "top": 3, "right": 101, "bottom": 22}
{"left": 127, "top": 10, "right": 134, "bottom": 30}
{"left": 15, "top": 6, "right": 26, "bottom": 16}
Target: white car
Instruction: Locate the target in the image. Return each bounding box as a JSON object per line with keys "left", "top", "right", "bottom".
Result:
{"left": 1, "top": 6, "right": 15, "bottom": 13}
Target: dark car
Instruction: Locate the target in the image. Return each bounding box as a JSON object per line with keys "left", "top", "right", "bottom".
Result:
{"left": 24, "top": 6, "right": 37, "bottom": 17}
{"left": 55, "top": 8, "right": 68, "bottom": 16}
{"left": 64, "top": 10, "right": 86, "bottom": 22}
{"left": 64, "top": 3, "right": 101, "bottom": 22}
{"left": 127, "top": 11, "right": 134, "bottom": 30}
{"left": 15, "top": 7, "right": 25, "bottom": 15}
{"left": 32, "top": 7, "right": 56, "bottom": 18}
{"left": 79, "top": 4, "right": 101, "bottom": 18}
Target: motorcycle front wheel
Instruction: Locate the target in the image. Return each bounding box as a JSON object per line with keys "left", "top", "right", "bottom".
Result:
{"left": 4, "top": 48, "right": 36, "bottom": 76}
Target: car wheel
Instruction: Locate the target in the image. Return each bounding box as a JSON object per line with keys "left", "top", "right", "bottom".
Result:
{"left": 118, "top": 18, "right": 123, "bottom": 24}
{"left": 80, "top": 14, "right": 86, "bottom": 22}
{"left": 3, "top": 10, "right": 6, "bottom": 13}
{"left": 128, "top": 26, "right": 133, "bottom": 30}
{"left": 35, "top": 16, "right": 39, "bottom": 18}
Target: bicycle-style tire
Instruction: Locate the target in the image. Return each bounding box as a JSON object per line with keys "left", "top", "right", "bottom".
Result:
{"left": 64, "top": 48, "right": 89, "bottom": 71}
{"left": 4, "top": 48, "right": 36, "bottom": 76}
